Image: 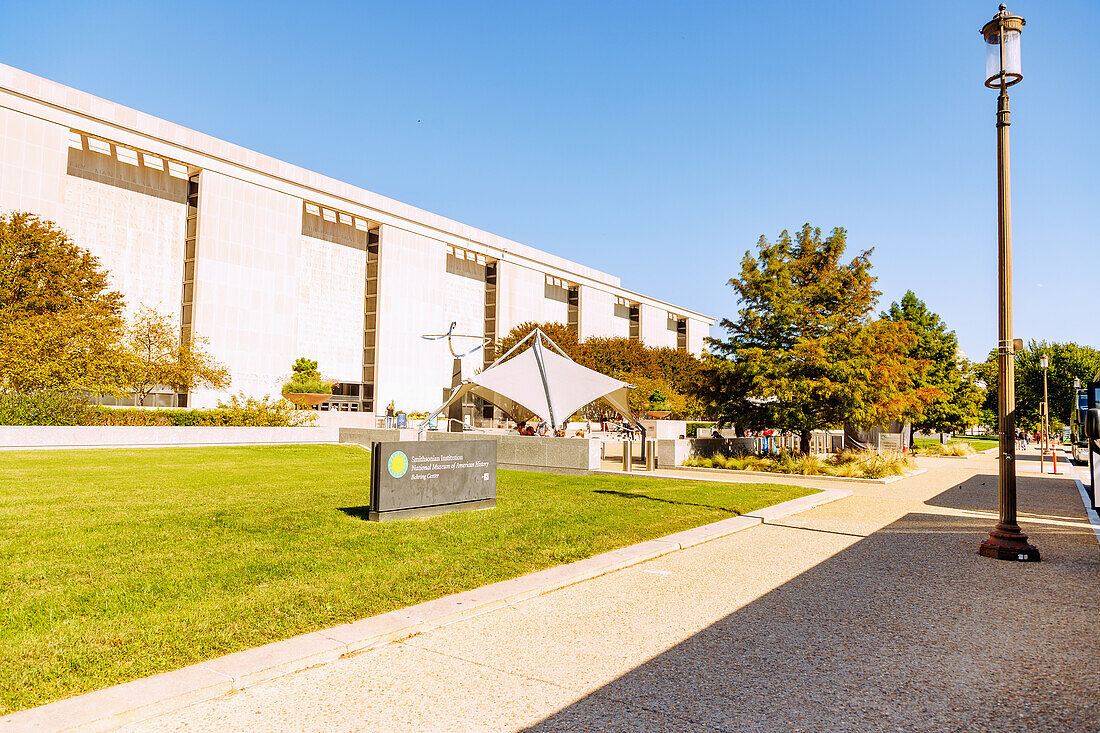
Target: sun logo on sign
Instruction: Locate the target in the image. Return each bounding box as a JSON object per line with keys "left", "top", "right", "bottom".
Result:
{"left": 387, "top": 450, "right": 409, "bottom": 479}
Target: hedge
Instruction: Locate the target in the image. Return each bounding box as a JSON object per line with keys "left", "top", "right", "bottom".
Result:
{"left": 0, "top": 392, "right": 315, "bottom": 427}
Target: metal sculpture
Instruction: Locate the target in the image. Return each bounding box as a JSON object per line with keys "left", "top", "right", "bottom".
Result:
{"left": 421, "top": 321, "right": 491, "bottom": 359}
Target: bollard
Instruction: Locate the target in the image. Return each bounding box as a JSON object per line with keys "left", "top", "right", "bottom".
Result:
{"left": 1052, "top": 448, "right": 1058, "bottom": 474}
{"left": 622, "top": 440, "right": 632, "bottom": 472}
{"left": 645, "top": 439, "right": 656, "bottom": 471}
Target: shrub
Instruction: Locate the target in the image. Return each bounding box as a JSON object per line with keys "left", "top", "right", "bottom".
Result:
{"left": 281, "top": 357, "right": 334, "bottom": 395}
{"left": 85, "top": 408, "right": 173, "bottom": 426}
{"left": 281, "top": 376, "right": 334, "bottom": 395}
{"left": 686, "top": 422, "right": 713, "bottom": 438}
{"left": 215, "top": 394, "right": 315, "bottom": 427}
{"left": 0, "top": 391, "right": 316, "bottom": 427}
{"left": 0, "top": 391, "right": 93, "bottom": 426}
{"left": 85, "top": 395, "right": 315, "bottom": 427}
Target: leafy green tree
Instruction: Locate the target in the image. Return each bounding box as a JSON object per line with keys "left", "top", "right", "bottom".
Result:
{"left": 648, "top": 346, "right": 702, "bottom": 398}
{"left": 706, "top": 224, "right": 930, "bottom": 452}
{"left": 980, "top": 342, "right": 1100, "bottom": 431}
{"left": 882, "top": 291, "right": 982, "bottom": 436}
{"left": 0, "top": 212, "right": 127, "bottom": 392}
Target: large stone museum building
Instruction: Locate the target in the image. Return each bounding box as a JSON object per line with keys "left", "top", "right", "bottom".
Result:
{"left": 0, "top": 63, "right": 712, "bottom": 415}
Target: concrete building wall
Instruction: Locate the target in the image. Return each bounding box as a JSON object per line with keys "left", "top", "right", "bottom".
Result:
{"left": 687, "top": 318, "right": 709, "bottom": 355}
{"left": 62, "top": 142, "right": 187, "bottom": 320}
{"left": 541, "top": 280, "right": 570, "bottom": 326}
{"left": 0, "top": 106, "right": 67, "bottom": 223}
{"left": 578, "top": 286, "right": 631, "bottom": 340}
{"left": 373, "top": 225, "right": 458, "bottom": 414}
{"left": 295, "top": 233, "right": 367, "bottom": 383}
{"left": 639, "top": 303, "right": 669, "bottom": 348}
{"left": 0, "top": 63, "right": 714, "bottom": 416}
{"left": 496, "top": 260, "right": 549, "bottom": 334}
{"left": 189, "top": 173, "right": 365, "bottom": 407}
{"left": 442, "top": 253, "right": 487, "bottom": 357}
{"left": 189, "top": 171, "right": 299, "bottom": 404}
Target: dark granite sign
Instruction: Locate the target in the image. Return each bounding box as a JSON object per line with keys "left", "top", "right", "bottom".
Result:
{"left": 369, "top": 439, "right": 497, "bottom": 521}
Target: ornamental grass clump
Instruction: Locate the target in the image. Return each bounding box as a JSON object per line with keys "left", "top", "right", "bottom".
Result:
{"left": 916, "top": 441, "right": 976, "bottom": 457}
{"left": 683, "top": 449, "right": 914, "bottom": 479}
{"left": 945, "top": 442, "right": 976, "bottom": 456}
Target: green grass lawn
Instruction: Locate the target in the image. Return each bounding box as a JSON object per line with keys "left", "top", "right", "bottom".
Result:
{"left": 952, "top": 435, "right": 998, "bottom": 450}
{"left": 0, "top": 444, "right": 814, "bottom": 714}
{"left": 914, "top": 436, "right": 998, "bottom": 452}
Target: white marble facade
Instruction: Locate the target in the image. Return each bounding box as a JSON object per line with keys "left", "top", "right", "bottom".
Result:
{"left": 0, "top": 63, "right": 712, "bottom": 413}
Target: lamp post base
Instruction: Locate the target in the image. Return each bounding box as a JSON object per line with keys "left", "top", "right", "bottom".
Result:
{"left": 979, "top": 525, "right": 1041, "bottom": 562}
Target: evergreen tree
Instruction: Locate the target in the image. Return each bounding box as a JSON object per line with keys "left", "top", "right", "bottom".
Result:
{"left": 882, "top": 291, "right": 982, "bottom": 436}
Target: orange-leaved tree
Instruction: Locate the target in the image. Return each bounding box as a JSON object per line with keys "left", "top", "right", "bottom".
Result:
{"left": 705, "top": 224, "right": 930, "bottom": 452}
{"left": 0, "top": 212, "right": 127, "bottom": 393}
{"left": 122, "top": 307, "right": 230, "bottom": 405}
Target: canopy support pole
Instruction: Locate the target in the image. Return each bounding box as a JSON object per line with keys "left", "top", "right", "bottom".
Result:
{"left": 418, "top": 384, "right": 467, "bottom": 439}
{"left": 531, "top": 333, "right": 558, "bottom": 429}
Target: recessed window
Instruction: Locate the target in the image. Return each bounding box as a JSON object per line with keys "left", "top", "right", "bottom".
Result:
{"left": 142, "top": 153, "right": 163, "bottom": 170}
{"left": 305, "top": 202, "right": 320, "bottom": 216}
{"left": 338, "top": 212, "right": 352, "bottom": 225}
{"left": 354, "top": 217, "right": 370, "bottom": 231}
{"left": 322, "top": 208, "right": 337, "bottom": 223}
{"left": 67, "top": 131, "right": 83, "bottom": 150}
{"left": 116, "top": 147, "right": 139, "bottom": 166}
{"left": 167, "top": 161, "right": 188, "bottom": 179}
{"left": 87, "top": 137, "right": 111, "bottom": 155}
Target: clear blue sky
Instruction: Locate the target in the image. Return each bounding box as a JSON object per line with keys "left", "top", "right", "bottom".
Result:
{"left": 2, "top": 0, "right": 1096, "bottom": 360}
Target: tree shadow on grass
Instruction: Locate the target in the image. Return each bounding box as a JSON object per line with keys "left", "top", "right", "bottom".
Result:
{"left": 524, "top": 472, "right": 1100, "bottom": 731}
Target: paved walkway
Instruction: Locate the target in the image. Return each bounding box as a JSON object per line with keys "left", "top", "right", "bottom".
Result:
{"left": 128, "top": 451, "right": 1100, "bottom": 732}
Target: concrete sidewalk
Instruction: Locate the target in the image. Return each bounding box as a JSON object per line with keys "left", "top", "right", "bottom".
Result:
{"left": 128, "top": 454, "right": 1099, "bottom": 732}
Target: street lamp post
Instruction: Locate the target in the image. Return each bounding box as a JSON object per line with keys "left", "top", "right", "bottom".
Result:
{"left": 978, "top": 4, "right": 1040, "bottom": 562}
{"left": 1038, "top": 352, "right": 1047, "bottom": 468}
{"left": 1041, "top": 353, "right": 1049, "bottom": 472}
{"left": 1074, "top": 377, "right": 1082, "bottom": 462}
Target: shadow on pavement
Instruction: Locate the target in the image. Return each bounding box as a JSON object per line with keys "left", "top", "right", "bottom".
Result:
{"left": 523, "top": 472, "right": 1100, "bottom": 732}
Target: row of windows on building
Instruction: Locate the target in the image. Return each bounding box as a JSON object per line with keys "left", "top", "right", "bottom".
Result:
{"left": 69, "top": 130, "right": 191, "bottom": 179}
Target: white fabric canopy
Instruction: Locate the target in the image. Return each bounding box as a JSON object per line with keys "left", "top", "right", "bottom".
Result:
{"left": 420, "top": 329, "right": 642, "bottom": 434}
